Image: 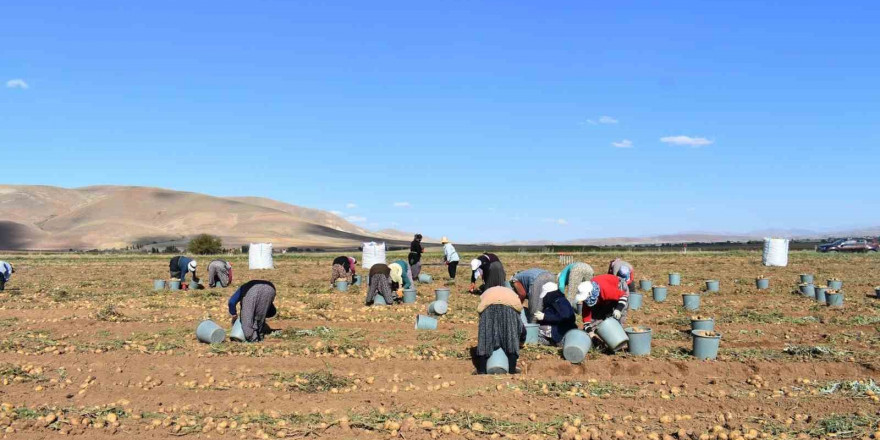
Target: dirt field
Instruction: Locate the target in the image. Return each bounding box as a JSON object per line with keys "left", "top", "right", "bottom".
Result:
{"left": 0, "top": 251, "right": 878, "bottom": 440}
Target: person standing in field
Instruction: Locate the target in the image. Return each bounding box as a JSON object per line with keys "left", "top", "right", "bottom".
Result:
{"left": 169, "top": 256, "right": 198, "bottom": 283}
{"left": 366, "top": 263, "right": 398, "bottom": 305}
{"left": 207, "top": 260, "right": 233, "bottom": 288}
{"left": 228, "top": 280, "right": 277, "bottom": 342}
{"left": 0, "top": 261, "right": 14, "bottom": 291}
{"left": 469, "top": 252, "right": 506, "bottom": 294}
{"left": 510, "top": 268, "right": 555, "bottom": 322}
{"left": 557, "top": 262, "right": 594, "bottom": 306}
{"left": 576, "top": 274, "right": 629, "bottom": 332}
{"left": 608, "top": 258, "right": 635, "bottom": 292}
{"left": 440, "top": 237, "right": 460, "bottom": 281}
{"left": 408, "top": 234, "right": 425, "bottom": 279}
{"left": 475, "top": 286, "right": 525, "bottom": 374}
{"left": 329, "top": 255, "right": 357, "bottom": 287}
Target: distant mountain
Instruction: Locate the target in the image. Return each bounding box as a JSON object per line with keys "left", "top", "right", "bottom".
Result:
{"left": 0, "top": 185, "right": 414, "bottom": 250}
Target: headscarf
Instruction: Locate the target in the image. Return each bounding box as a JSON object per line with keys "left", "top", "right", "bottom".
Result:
{"left": 389, "top": 262, "right": 403, "bottom": 285}
{"left": 477, "top": 286, "right": 523, "bottom": 313}
{"left": 576, "top": 281, "right": 601, "bottom": 307}
{"left": 187, "top": 260, "right": 197, "bottom": 273}
{"left": 470, "top": 259, "right": 481, "bottom": 272}
{"left": 540, "top": 282, "right": 558, "bottom": 299}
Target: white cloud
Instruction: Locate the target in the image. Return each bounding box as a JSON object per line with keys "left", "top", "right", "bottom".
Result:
{"left": 330, "top": 210, "right": 343, "bottom": 216}
{"left": 542, "top": 218, "right": 568, "bottom": 225}
{"left": 393, "top": 202, "right": 411, "bottom": 208}
{"left": 612, "top": 139, "right": 633, "bottom": 148}
{"left": 5, "top": 79, "right": 28, "bottom": 89}
{"left": 660, "top": 135, "right": 713, "bottom": 147}
{"left": 598, "top": 115, "right": 618, "bottom": 124}
{"left": 345, "top": 215, "right": 366, "bottom": 223}
{"left": 345, "top": 203, "right": 357, "bottom": 209}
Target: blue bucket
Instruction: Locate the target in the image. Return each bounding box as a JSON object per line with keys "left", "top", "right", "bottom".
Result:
{"left": 415, "top": 314, "right": 437, "bottom": 330}
{"left": 639, "top": 279, "right": 653, "bottom": 291}
{"left": 826, "top": 292, "right": 844, "bottom": 307}
{"left": 800, "top": 274, "right": 814, "bottom": 284}
{"left": 705, "top": 280, "right": 719, "bottom": 292}
{"left": 434, "top": 288, "right": 450, "bottom": 302}
{"left": 624, "top": 327, "right": 651, "bottom": 356}
{"left": 196, "top": 320, "right": 226, "bottom": 344}
{"left": 562, "top": 329, "right": 592, "bottom": 364}
{"left": 153, "top": 280, "right": 166, "bottom": 291}
{"left": 669, "top": 273, "right": 681, "bottom": 286}
{"left": 373, "top": 295, "right": 388, "bottom": 306}
{"left": 691, "top": 317, "right": 714, "bottom": 331}
{"left": 628, "top": 292, "right": 643, "bottom": 310}
{"left": 428, "top": 300, "right": 448, "bottom": 315}
{"left": 353, "top": 275, "right": 362, "bottom": 286}
{"left": 692, "top": 330, "right": 721, "bottom": 360}
{"left": 230, "top": 318, "right": 246, "bottom": 342}
{"left": 799, "top": 283, "right": 815, "bottom": 298}
{"left": 169, "top": 280, "right": 181, "bottom": 291}
{"left": 486, "top": 348, "right": 509, "bottom": 374}
{"left": 596, "top": 318, "right": 629, "bottom": 351}
{"left": 682, "top": 293, "right": 701, "bottom": 311}
{"left": 336, "top": 281, "right": 349, "bottom": 292}
{"left": 403, "top": 288, "right": 417, "bottom": 304}
{"left": 756, "top": 278, "right": 769, "bottom": 290}
{"left": 418, "top": 274, "right": 433, "bottom": 284}
{"left": 815, "top": 286, "right": 827, "bottom": 303}
{"left": 652, "top": 286, "right": 668, "bottom": 302}
{"left": 827, "top": 279, "right": 843, "bottom": 290}
{"left": 524, "top": 323, "right": 539, "bottom": 344}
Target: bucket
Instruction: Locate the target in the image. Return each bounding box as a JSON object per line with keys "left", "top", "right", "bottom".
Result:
{"left": 756, "top": 278, "right": 769, "bottom": 290}
{"left": 815, "top": 286, "right": 827, "bottom": 303}
{"left": 196, "top": 320, "right": 226, "bottom": 344}
{"left": 373, "top": 295, "right": 388, "bottom": 306}
{"left": 353, "top": 275, "right": 362, "bottom": 286}
{"left": 669, "top": 273, "right": 681, "bottom": 286}
{"left": 415, "top": 314, "right": 438, "bottom": 330}
{"left": 705, "top": 280, "right": 720, "bottom": 292}
{"left": 692, "top": 330, "right": 721, "bottom": 360}
{"left": 596, "top": 318, "right": 629, "bottom": 351}
{"left": 403, "top": 288, "right": 417, "bottom": 304}
{"left": 639, "top": 279, "right": 652, "bottom": 291}
{"left": 153, "top": 280, "right": 166, "bottom": 291}
{"left": 486, "top": 348, "right": 509, "bottom": 374}
{"left": 524, "top": 324, "right": 539, "bottom": 344}
{"left": 800, "top": 274, "right": 814, "bottom": 284}
{"left": 799, "top": 283, "right": 815, "bottom": 298}
{"left": 562, "top": 329, "right": 592, "bottom": 364}
{"left": 624, "top": 327, "right": 652, "bottom": 356}
{"left": 826, "top": 292, "right": 844, "bottom": 307}
{"left": 428, "top": 300, "right": 448, "bottom": 315}
{"left": 827, "top": 279, "right": 843, "bottom": 290}
{"left": 230, "top": 318, "right": 246, "bottom": 342}
{"left": 336, "top": 281, "right": 349, "bottom": 292}
{"left": 434, "top": 288, "right": 450, "bottom": 302}
{"left": 652, "top": 286, "right": 668, "bottom": 302}
{"left": 691, "top": 317, "right": 714, "bottom": 331}
{"left": 682, "top": 293, "right": 701, "bottom": 311}
{"left": 628, "top": 292, "right": 643, "bottom": 310}
{"left": 169, "top": 280, "right": 181, "bottom": 291}
{"left": 418, "top": 274, "right": 433, "bottom": 284}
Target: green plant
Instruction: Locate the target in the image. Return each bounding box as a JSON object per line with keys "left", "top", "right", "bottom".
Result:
{"left": 187, "top": 234, "right": 222, "bottom": 255}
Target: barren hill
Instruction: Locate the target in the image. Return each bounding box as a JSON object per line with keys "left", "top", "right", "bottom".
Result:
{"left": 0, "top": 185, "right": 412, "bottom": 250}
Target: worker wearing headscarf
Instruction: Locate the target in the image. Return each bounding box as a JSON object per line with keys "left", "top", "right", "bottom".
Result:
{"left": 228, "top": 280, "right": 277, "bottom": 342}
{"left": 169, "top": 256, "right": 198, "bottom": 282}
{"left": 608, "top": 258, "right": 635, "bottom": 292}
{"left": 440, "top": 237, "right": 460, "bottom": 280}
{"left": 576, "top": 274, "right": 629, "bottom": 332}
{"left": 0, "top": 261, "right": 14, "bottom": 291}
{"left": 390, "top": 260, "right": 414, "bottom": 290}
{"left": 366, "top": 263, "right": 397, "bottom": 305}
{"left": 510, "top": 268, "right": 555, "bottom": 323}
{"left": 408, "top": 234, "right": 425, "bottom": 278}
{"left": 469, "top": 253, "right": 506, "bottom": 293}
{"left": 330, "top": 256, "right": 357, "bottom": 287}
{"left": 475, "top": 286, "right": 525, "bottom": 374}
{"left": 207, "top": 260, "right": 233, "bottom": 288}
{"left": 533, "top": 282, "right": 577, "bottom": 346}
{"left": 557, "top": 262, "right": 595, "bottom": 307}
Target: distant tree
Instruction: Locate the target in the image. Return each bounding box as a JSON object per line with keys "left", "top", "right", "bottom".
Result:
{"left": 151, "top": 247, "right": 159, "bottom": 254}
{"left": 163, "top": 246, "right": 179, "bottom": 253}
{"left": 188, "top": 234, "right": 222, "bottom": 255}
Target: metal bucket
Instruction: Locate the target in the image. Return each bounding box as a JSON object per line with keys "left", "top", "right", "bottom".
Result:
{"left": 815, "top": 286, "right": 827, "bottom": 303}
{"left": 434, "top": 288, "right": 450, "bottom": 302}
{"left": 403, "top": 288, "right": 417, "bottom": 304}
{"left": 336, "top": 281, "right": 349, "bottom": 292}
{"left": 669, "top": 273, "right": 681, "bottom": 286}
{"left": 691, "top": 318, "right": 714, "bottom": 331}
{"left": 756, "top": 278, "right": 769, "bottom": 290}
{"left": 639, "top": 279, "right": 653, "bottom": 291}
{"left": 596, "top": 319, "right": 629, "bottom": 351}
{"left": 799, "top": 274, "right": 814, "bottom": 284}
{"left": 169, "top": 280, "right": 181, "bottom": 291}
{"left": 486, "top": 348, "right": 509, "bottom": 374}
{"left": 652, "top": 286, "right": 668, "bottom": 302}
{"left": 799, "top": 283, "right": 815, "bottom": 298}
{"left": 196, "top": 320, "right": 226, "bottom": 344}
{"left": 415, "top": 314, "right": 437, "bottom": 330}
{"left": 428, "top": 300, "right": 448, "bottom": 315}
{"left": 373, "top": 295, "right": 388, "bottom": 306}
{"left": 827, "top": 279, "right": 843, "bottom": 290}
{"left": 624, "top": 327, "right": 652, "bottom": 356}
{"left": 826, "top": 292, "right": 844, "bottom": 307}
{"left": 705, "top": 280, "right": 719, "bottom": 292}
{"left": 418, "top": 274, "right": 433, "bottom": 284}
{"left": 682, "top": 293, "right": 701, "bottom": 311}
{"left": 562, "top": 329, "right": 592, "bottom": 364}
{"left": 524, "top": 323, "right": 539, "bottom": 344}
{"left": 153, "top": 280, "right": 166, "bottom": 291}
{"left": 692, "top": 330, "right": 721, "bottom": 360}
{"left": 628, "top": 292, "right": 643, "bottom": 310}
{"left": 230, "top": 318, "right": 246, "bottom": 342}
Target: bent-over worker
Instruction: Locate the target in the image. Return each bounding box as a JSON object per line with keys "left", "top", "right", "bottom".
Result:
{"left": 208, "top": 260, "right": 233, "bottom": 288}
{"left": 557, "top": 262, "right": 594, "bottom": 306}
{"left": 228, "top": 280, "right": 277, "bottom": 342}
{"left": 0, "top": 261, "right": 14, "bottom": 291}
{"left": 533, "top": 282, "right": 577, "bottom": 346}
{"left": 366, "top": 263, "right": 397, "bottom": 305}
{"left": 576, "top": 274, "right": 629, "bottom": 332}
{"left": 469, "top": 253, "right": 506, "bottom": 293}
{"left": 330, "top": 256, "right": 357, "bottom": 287}
{"left": 169, "top": 256, "right": 198, "bottom": 283}
{"left": 475, "top": 286, "right": 525, "bottom": 375}
{"left": 510, "top": 268, "right": 555, "bottom": 323}
{"left": 608, "top": 258, "right": 635, "bottom": 292}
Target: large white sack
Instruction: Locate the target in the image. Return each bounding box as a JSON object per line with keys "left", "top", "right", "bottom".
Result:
{"left": 249, "top": 243, "right": 274, "bottom": 270}
{"left": 362, "top": 242, "right": 386, "bottom": 269}
{"left": 762, "top": 238, "right": 789, "bottom": 267}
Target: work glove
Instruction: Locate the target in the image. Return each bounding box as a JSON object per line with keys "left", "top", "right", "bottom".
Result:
{"left": 612, "top": 309, "right": 622, "bottom": 321}
{"left": 534, "top": 312, "right": 545, "bottom": 321}
{"left": 396, "top": 289, "right": 404, "bottom": 298}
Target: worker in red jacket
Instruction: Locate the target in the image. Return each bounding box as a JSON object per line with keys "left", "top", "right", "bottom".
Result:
{"left": 575, "top": 274, "right": 629, "bottom": 331}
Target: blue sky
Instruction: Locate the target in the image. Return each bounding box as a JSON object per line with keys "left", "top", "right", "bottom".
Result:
{"left": 2, "top": 1, "right": 878, "bottom": 243}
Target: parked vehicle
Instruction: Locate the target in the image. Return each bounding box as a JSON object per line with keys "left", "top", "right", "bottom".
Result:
{"left": 818, "top": 238, "right": 879, "bottom": 253}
